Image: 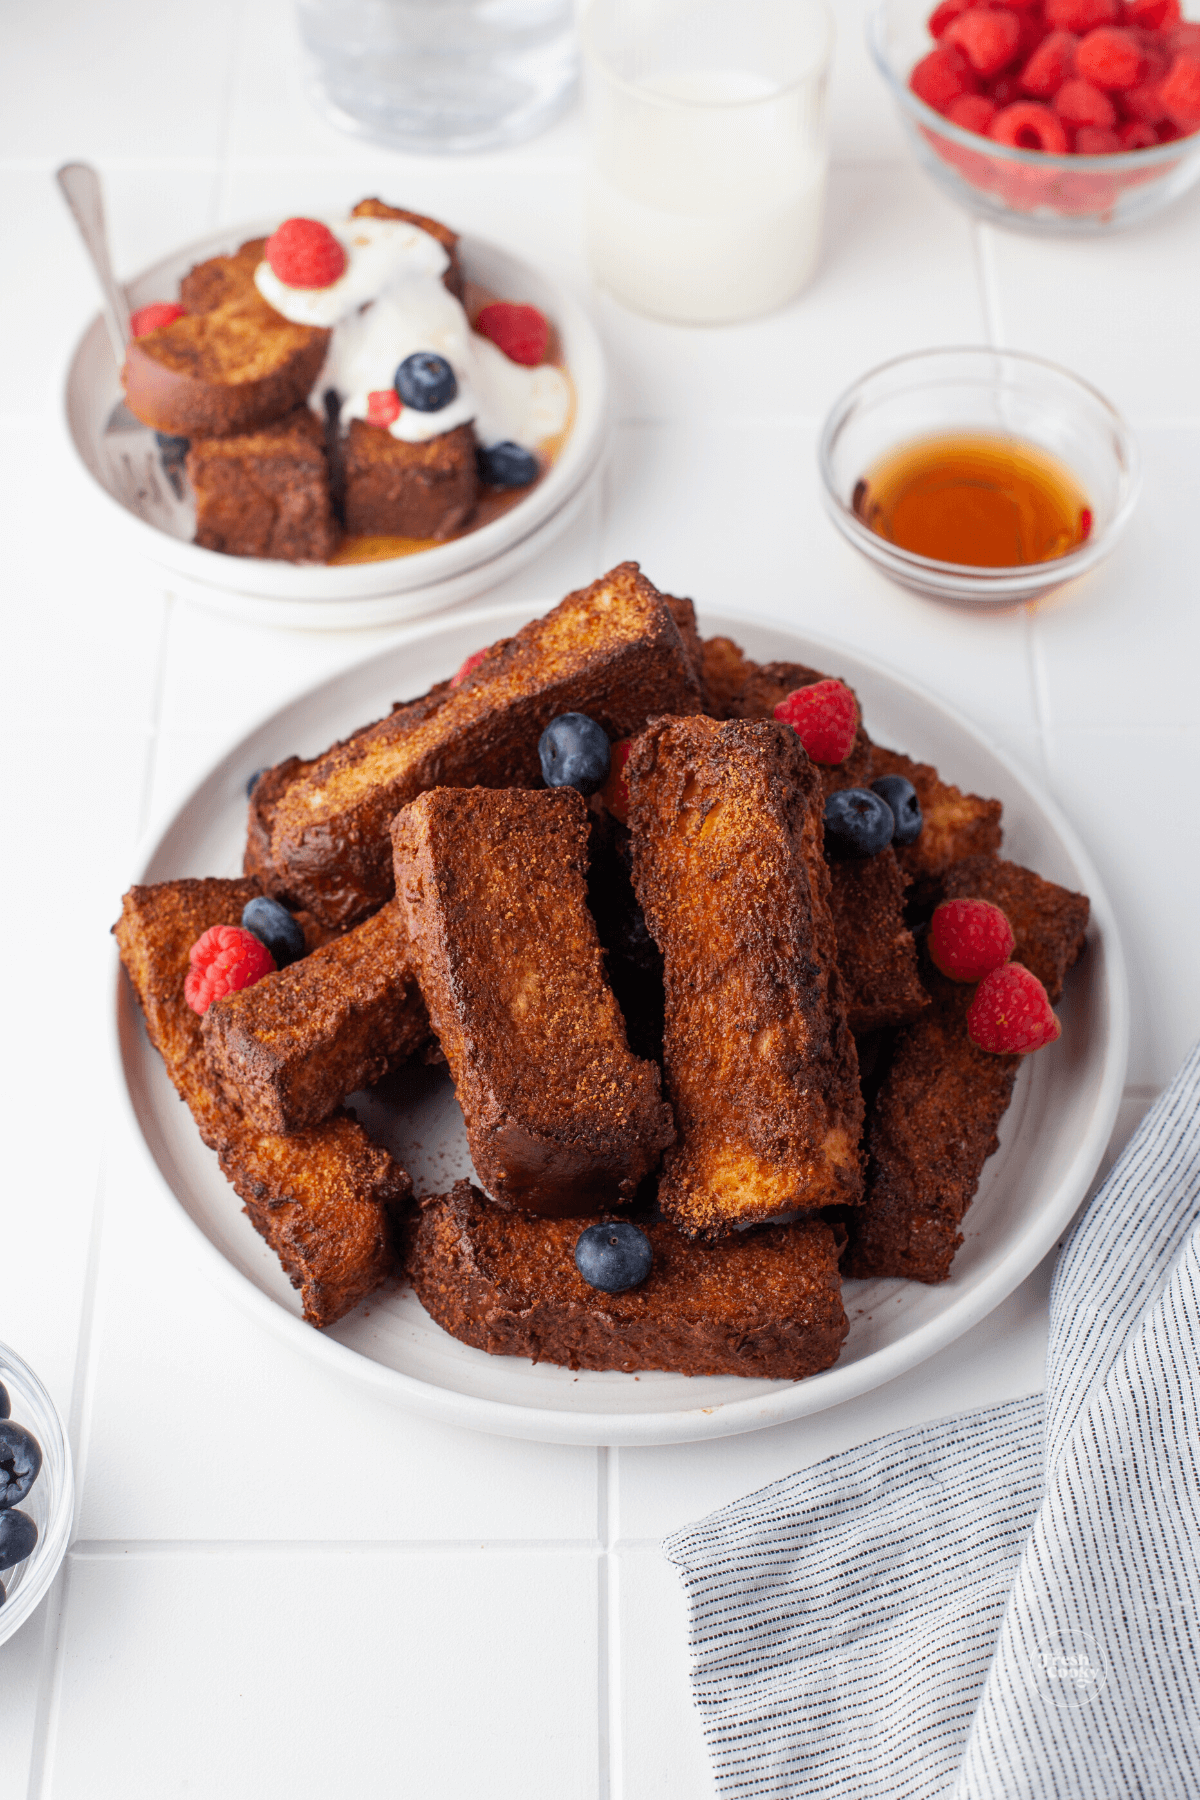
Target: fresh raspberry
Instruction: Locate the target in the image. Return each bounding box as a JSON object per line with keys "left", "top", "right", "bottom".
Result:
{"left": 365, "top": 389, "right": 401, "bottom": 428}
{"left": 184, "top": 925, "right": 275, "bottom": 1014}
{"left": 988, "top": 73, "right": 1025, "bottom": 102}
{"left": 597, "top": 739, "right": 632, "bottom": 825}
{"left": 948, "top": 91, "right": 1001, "bottom": 128}
{"left": 450, "top": 648, "right": 488, "bottom": 688}
{"left": 1075, "top": 122, "right": 1124, "bottom": 144}
{"left": 967, "top": 963, "right": 1062, "bottom": 1053}
{"left": 129, "top": 302, "right": 185, "bottom": 338}
{"left": 1122, "top": 75, "right": 1169, "bottom": 118}
{"left": 990, "top": 98, "right": 1073, "bottom": 145}
{"left": 1020, "top": 30, "right": 1078, "bottom": 96}
{"left": 911, "top": 44, "right": 981, "bottom": 110}
{"left": 929, "top": 0, "right": 974, "bottom": 37}
{"left": 1123, "top": 0, "right": 1179, "bottom": 25}
{"left": 264, "top": 218, "right": 346, "bottom": 290}
{"left": 929, "top": 898, "right": 1016, "bottom": 981}
{"left": 1055, "top": 74, "right": 1119, "bottom": 122}
{"left": 1160, "top": 50, "right": 1200, "bottom": 127}
{"left": 1014, "top": 12, "right": 1051, "bottom": 58}
{"left": 773, "top": 680, "right": 859, "bottom": 765}
{"left": 1076, "top": 25, "right": 1146, "bottom": 85}
{"left": 1168, "top": 21, "right": 1200, "bottom": 54}
{"left": 1118, "top": 114, "right": 1160, "bottom": 141}
{"left": 945, "top": 7, "right": 1023, "bottom": 73}
{"left": 474, "top": 302, "right": 550, "bottom": 367}
{"left": 1045, "top": 0, "right": 1118, "bottom": 28}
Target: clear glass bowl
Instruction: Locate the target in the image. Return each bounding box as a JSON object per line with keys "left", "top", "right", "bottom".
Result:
{"left": 819, "top": 347, "right": 1140, "bottom": 606}
{"left": 869, "top": 0, "right": 1200, "bottom": 233}
{"left": 0, "top": 1341, "right": 73, "bottom": 1647}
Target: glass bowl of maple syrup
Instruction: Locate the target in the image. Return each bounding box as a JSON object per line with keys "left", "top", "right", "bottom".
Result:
{"left": 819, "top": 347, "right": 1140, "bottom": 606}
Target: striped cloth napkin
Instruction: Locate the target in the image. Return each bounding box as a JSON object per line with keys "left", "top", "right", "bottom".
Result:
{"left": 664, "top": 1043, "right": 1200, "bottom": 1799}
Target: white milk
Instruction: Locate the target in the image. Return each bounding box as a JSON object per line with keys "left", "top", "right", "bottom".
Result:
{"left": 585, "top": 66, "right": 828, "bottom": 324}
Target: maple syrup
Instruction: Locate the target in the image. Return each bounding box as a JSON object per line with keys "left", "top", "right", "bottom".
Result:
{"left": 852, "top": 433, "right": 1092, "bottom": 568}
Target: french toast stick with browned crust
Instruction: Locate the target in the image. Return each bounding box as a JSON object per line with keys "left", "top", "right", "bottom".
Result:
{"left": 722, "top": 657, "right": 927, "bottom": 1033}
{"left": 407, "top": 1182, "right": 849, "bottom": 1379}
{"left": 202, "top": 902, "right": 430, "bottom": 1135}
{"left": 114, "top": 879, "right": 410, "bottom": 1326}
{"left": 628, "top": 715, "right": 863, "bottom": 1239}
{"left": 699, "top": 636, "right": 758, "bottom": 717}
{"left": 844, "top": 862, "right": 1088, "bottom": 1281}
{"left": 869, "top": 745, "right": 1003, "bottom": 908}
{"left": 940, "top": 856, "right": 1088, "bottom": 1003}
{"left": 267, "top": 562, "right": 703, "bottom": 930}
{"left": 393, "top": 788, "right": 675, "bottom": 1217}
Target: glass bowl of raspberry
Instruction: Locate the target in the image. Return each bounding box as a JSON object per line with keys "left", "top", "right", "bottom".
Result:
{"left": 0, "top": 1341, "right": 74, "bottom": 1648}
{"left": 818, "top": 346, "right": 1140, "bottom": 604}
{"left": 870, "top": 0, "right": 1200, "bottom": 231}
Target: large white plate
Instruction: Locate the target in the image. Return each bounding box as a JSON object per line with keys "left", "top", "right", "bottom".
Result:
{"left": 64, "top": 225, "right": 609, "bottom": 631}
{"left": 114, "top": 601, "right": 1129, "bottom": 1445}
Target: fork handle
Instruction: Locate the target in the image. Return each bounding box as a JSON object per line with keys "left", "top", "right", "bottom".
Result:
{"left": 56, "top": 162, "right": 131, "bottom": 367}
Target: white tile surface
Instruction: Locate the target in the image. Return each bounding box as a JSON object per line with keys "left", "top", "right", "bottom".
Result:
{"left": 615, "top": 1550, "right": 718, "bottom": 1800}
{"left": 45, "top": 1547, "right": 599, "bottom": 1800}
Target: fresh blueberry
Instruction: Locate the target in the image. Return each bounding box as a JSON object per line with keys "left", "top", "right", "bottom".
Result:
{"left": 0, "top": 1510, "right": 37, "bottom": 1573}
{"left": 871, "top": 775, "right": 923, "bottom": 846}
{"left": 154, "top": 431, "right": 190, "bottom": 463}
{"left": 574, "top": 1220, "right": 654, "bottom": 1294}
{"left": 823, "top": 787, "right": 895, "bottom": 858}
{"left": 0, "top": 1421, "right": 41, "bottom": 1509}
{"left": 242, "top": 896, "right": 305, "bottom": 969}
{"left": 477, "top": 441, "right": 538, "bottom": 489}
{"left": 0, "top": 1383, "right": 8, "bottom": 1421}
{"left": 246, "top": 768, "right": 266, "bottom": 798}
{"left": 394, "top": 351, "right": 457, "bottom": 412}
{"left": 538, "top": 713, "right": 611, "bottom": 796}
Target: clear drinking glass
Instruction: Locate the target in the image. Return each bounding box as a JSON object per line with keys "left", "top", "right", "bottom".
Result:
{"left": 296, "top": 0, "right": 580, "bottom": 154}
{"left": 582, "top": 0, "right": 834, "bottom": 325}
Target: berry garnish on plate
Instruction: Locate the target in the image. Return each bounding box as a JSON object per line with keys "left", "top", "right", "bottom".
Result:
{"left": 967, "top": 962, "right": 1061, "bottom": 1052}
{"left": 264, "top": 218, "right": 346, "bottom": 290}
{"left": 0, "top": 1510, "right": 37, "bottom": 1573}
{"left": 774, "top": 678, "right": 859, "bottom": 764}
{"left": 366, "top": 388, "right": 401, "bottom": 428}
{"left": 129, "top": 302, "right": 185, "bottom": 338}
{"left": 450, "top": 648, "right": 488, "bottom": 688}
{"left": 242, "top": 896, "right": 306, "bottom": 970}
{"left": 823, "top": 788, "right": 896, "bottom": 857}
{"left": 475, "top": 302, "right": 550, "bottom": 367}
{"left": 184, "top": 924, "right": 275, "bottom": 1013}
{"left": 477, "top": 441, "right": 539, "bottom": 488}
{"left": 574, "top": 1220, "right": 654, "bottom": 1293}
{"left": 538, "top": 713, "right": 611, "bottom": 796}
{"left": 0, "top": 1420, "right": 42, "bottom": 1508}
{"left": 929, "top": 897, "right": 1015, "bottom": 981}
{"left": 871, "top": 774, "right": 923, "bottom": 845}
{"left": 394, "top": 352, "right": 457, "bottom": 412}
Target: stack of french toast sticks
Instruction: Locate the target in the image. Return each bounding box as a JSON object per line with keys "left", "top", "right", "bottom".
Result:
{"left": 114, "top": 563, "right": 1089, "bottom": 1380}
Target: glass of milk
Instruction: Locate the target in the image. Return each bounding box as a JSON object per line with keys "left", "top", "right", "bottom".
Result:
{"left": 582, "top": 0, "right": 834, "bottom": 324}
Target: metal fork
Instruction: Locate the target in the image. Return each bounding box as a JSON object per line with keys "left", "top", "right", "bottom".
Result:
{"left": 57, "top": 161, "right": 193, "bottom": 529}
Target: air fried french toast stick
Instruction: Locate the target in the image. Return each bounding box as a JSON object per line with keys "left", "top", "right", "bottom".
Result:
{"left": 844, "top": 860, "right": 1089, "bottom": 1282}
{"left": 628, "top": 716, "right": 863, "bottom": 1238}
{"left": 114, "top": 879, "right": 410, "bottom": 1325}
{"left": 869, "top": 745, "right": 1003, "bottom": 903}
{"left": 264, "top": 563, "right": 703, "bottom": 930}
{"left": 202, "top": 902, "right": 430, "bottom": 1134}
{"left": 393, "top": 788, "right": 674, "bottom": 1216}
{"left": 408, "top": 1182, "right": 849, "bottom": 1379}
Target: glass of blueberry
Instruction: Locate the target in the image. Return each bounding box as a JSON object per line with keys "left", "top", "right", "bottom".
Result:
{"left": 0, "top": 1342, "right": 73, "bottom": 1647}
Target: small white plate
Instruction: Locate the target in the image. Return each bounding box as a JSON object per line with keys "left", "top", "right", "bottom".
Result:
{"left": 64, "top": 226, "right": 609, "bottom": 631}
{"left": 114, "top": 602, "right": 1129, "bottom": 1446}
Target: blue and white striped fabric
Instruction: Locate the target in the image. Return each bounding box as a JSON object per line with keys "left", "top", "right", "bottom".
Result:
{"left": 664, "top": 1043, "right": 1200, "bottom": 1799}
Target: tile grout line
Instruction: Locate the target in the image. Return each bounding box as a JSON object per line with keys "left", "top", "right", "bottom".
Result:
{"left": 136, "top": 589, "right": 175, "bottom": 841}
{"left": 596, "top": 1446, "right": 612, "bottom": 1800}
{"left": 68, "top": 1537, "right": 606, "bottom": 1557}
{"left": 607, "top": 1446, "right": 623, "bottom": 1800}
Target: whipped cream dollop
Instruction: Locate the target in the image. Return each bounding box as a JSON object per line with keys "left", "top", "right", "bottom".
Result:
{"left": 256, "top": 215, "right": 570, "bottom": 452}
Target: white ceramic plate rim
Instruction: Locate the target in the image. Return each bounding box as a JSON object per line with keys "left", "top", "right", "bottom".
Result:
{"left": 113, "top": 600, "right": 1130, "bottom": 1446}
{"left": 63, "top": 221, "right": 609, "bottom": 608}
